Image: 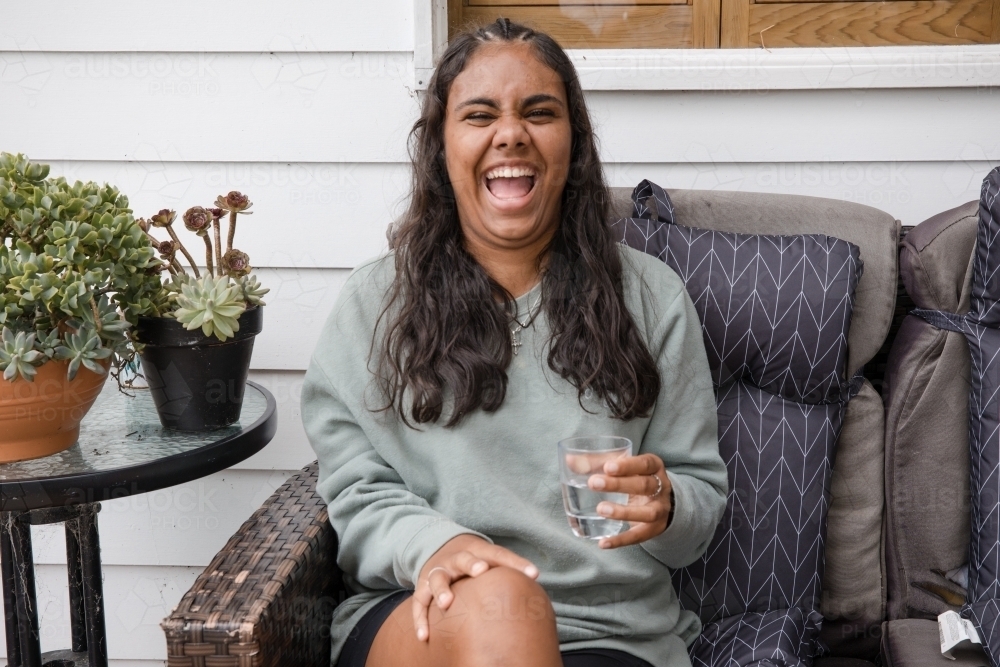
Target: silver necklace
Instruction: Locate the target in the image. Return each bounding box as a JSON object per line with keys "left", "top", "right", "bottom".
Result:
{"left": 510, "top": 292, "right": 542, "bottom": 356}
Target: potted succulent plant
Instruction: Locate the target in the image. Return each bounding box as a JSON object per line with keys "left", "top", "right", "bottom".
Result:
{"left": 0, "top": 153, "right": 162, "bottom": 462}
{"left": 134, "top": 192, "right": 267, "bottom": 432}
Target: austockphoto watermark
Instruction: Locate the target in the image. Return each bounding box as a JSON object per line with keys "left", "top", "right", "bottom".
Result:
{"left": 63, "top": 53, "right": 218, "bottom": 79}
{"left": 338, "top": 53, "right": 411, "bottom": 79}
{"left": 108, "top": 481, "right": 220, "bottom": 513}
{"left": 753, "top": 162, "right": 912, "bottom": 189}
{"left": 205, "top": 162, "right": 361, "bottom": 189}
{"left": 63, "top": 53, "right": 220, "bottom": 97}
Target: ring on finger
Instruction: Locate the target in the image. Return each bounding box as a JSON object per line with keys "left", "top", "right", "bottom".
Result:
{"left": 425, "top": 566, "right": 449, "bottom": 585}
{"left": 646, "top": 475, "right": 663, "bottom": 498}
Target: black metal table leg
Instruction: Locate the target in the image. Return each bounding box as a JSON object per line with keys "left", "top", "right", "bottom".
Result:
{"left": 65, "top": 517, "right": 87, "bottom": 653}
{"left": 7, "top": 510, "right": 42, "bottom": 667}
{"left": 0, "top": 513, "right": 23, "bottom": 667}
{"left": 78, "top": 505, "right": 107, "bottom": 667}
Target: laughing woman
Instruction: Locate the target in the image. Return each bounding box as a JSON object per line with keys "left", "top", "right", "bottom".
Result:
{"left": 302, "top": 19, "right": 727, "bottom": 667}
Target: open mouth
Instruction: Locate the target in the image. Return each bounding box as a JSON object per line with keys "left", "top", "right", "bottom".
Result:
{"left": 485, "top": 166, "right": 537, "bottom": 201}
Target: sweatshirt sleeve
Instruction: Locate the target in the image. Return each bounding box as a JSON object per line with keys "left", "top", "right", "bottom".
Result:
{"left": 300, "top": 272, "right": 489, "bottom": 591}
{"left": 638, "top": 286, "right": 728, "bottom": 569}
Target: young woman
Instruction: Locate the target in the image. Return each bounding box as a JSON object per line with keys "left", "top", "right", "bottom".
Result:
{"left": 302, "top": 19, "right": 727, "bottom": 667}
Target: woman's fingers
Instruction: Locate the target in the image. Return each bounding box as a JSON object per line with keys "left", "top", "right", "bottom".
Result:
{"left": 588, "top": 471, "right": 661, "bottom": 496}
{"left": 411, "top": 547, "right": 518, "bottom": 641}
{"left": 412, "top": 576, "right": 435, "bottom": 641}
{"left": 604, "top": 453, "right": 661, "bottom": 476}
{"left": 452, "top": 550, "right": 491, "bottom": 579}
{"left": 599, "top": 522, "right": 659, "bottom": 549}
{"left": 596, "top": 499, "right": 663, "bottom": 524}
{"left": 477, "top": 543, "right": 540, "bottom": 579}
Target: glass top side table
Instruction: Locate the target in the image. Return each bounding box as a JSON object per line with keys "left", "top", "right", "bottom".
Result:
{"left": 0, "top": 381, "right": 277, "bottom": 667}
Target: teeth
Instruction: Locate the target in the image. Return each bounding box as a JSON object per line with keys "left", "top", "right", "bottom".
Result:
{"left": 486, "top": 166, "right": 536, "bottom": 180}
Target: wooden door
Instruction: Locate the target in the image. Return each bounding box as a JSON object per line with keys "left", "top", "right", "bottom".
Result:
{"left": 449, "top": 0, "right": 723, "bottom": 48}
{"left": 720, "top": 0, "right": 1000, "bottom": 47}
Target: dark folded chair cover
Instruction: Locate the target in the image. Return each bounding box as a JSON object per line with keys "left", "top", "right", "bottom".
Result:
{"left": 911, "top": 167, "right": 1000, "bottom": 665}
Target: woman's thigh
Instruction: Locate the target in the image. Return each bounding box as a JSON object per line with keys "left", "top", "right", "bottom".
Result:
{"left": 360, "top": 567, "right": 563, "bottom": 667}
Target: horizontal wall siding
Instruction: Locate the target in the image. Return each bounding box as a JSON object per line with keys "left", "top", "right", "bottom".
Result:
{"left": 3, "top": 52, "right": 419, "bottom": 163}
{"left": 0, "top": 0, "right": 414, "bottom": 52}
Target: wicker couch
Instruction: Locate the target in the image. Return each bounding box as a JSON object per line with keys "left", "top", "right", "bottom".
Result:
{"left": 160, "top": 187, "right": 908, "bottom": 667}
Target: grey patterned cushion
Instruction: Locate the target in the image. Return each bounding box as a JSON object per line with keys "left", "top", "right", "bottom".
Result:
{"left": 616, "top": 181, "right": 861, "bottom": 405}
{"left": 613, "top": 180, "right": 862, "bottom": 664}
{"left": 690, "top": 607, "right": 824, "bottom": 667}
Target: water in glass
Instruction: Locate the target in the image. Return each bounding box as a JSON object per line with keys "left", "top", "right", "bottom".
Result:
{"left": 558, "top": 436, "right": 632, "bottom": 539}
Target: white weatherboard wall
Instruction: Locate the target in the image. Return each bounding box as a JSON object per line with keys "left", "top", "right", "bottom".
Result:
{"left": 2, "top": 0, "right": 1000, "bottom": 663}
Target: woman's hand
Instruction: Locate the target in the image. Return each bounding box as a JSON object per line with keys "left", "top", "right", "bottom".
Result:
{"left": 587, "top": 453, "right": 673, "bottom": 549}
{"left": 413, "top": 534, "right": 539, "bottom": 642}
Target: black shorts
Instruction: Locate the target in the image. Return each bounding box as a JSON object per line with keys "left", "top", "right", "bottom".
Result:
{"left": 336, "top": 590, "right": 654, "bottom": 667}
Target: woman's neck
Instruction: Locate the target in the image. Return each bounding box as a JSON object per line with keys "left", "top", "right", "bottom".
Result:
{"left": 462, "top": 229, "right": 553, "bottom": 298}
{"left": 466, "top": 245, "right": 545, "bottom": 297}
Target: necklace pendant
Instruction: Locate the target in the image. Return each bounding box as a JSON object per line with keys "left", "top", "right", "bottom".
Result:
{"left": 512, "top": 331, "right": 522, "bottom": 356}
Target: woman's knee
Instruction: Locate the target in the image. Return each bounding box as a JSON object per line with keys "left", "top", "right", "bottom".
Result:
{"left": 448, "top": 566, "right": 555, "bottom": 629}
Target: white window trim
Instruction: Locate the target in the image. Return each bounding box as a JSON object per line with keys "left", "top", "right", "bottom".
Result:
{"left": 413, "top": 0, "right": 1000, "bottom": 91}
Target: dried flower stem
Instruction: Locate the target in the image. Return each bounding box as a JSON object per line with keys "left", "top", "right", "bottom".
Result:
{"left": 227, "top": 210, "right": 237, "bottom": 254}
{"left": 202, "top": 235, "right": 215, "bottom": 276}
{"left": 213, "top": 217, "right": 223, "bottom": 278}
{"left": 165, "top": 225, "right": 199, "bottom": 278}
{"left": 89, "top": 296, "right": 102, "bottom": 333}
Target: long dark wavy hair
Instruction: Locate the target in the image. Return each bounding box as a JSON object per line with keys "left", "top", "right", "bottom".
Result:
{"left": 377, "top": 18, "right": 660, "bottom": 427}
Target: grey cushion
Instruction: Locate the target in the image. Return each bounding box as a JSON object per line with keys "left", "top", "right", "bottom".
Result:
{"left": 821, "top": 380, "right": 886, "bottom": 625}
{"left": 610, "top": 187, "right": 899, "bottom": 377}
{"left": 882, "top": 619, "right": 988, "bottom": 667}
{"left": 900, "top": 200, "right": 978, "bottom": 313}
{"left": 883, "top": 199, "right": 976, "bottom": 623}
{"left": 883, "top": 315, "right": 971, "bottom": 620}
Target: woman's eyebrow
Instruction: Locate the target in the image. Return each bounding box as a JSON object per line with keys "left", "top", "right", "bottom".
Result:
{"left": 521, "top": 94, "right": 564, "bottom": 108}
{"left": 456, "top": 97, "right": 500, "bottom": 110}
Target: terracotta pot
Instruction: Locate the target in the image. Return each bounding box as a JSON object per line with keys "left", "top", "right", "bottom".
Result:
{"left": 0, "top": 359, "right": 109, "bottom": 463}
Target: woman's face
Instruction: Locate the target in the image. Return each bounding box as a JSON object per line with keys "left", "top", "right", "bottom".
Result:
{"left": 443, "top": 42, "right": 572, "bottom": 258}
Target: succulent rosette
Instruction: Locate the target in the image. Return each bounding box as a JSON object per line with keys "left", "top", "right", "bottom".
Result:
{"left": 138, "top": 191, "right": 267, "bottom": 342}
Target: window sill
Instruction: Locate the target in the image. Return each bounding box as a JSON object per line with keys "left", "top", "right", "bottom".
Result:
{"left": 567, "top": 44, "right": 1000, "bottom": 91}
{"left": 415, "top": 44, "right": 1000, "bottom": 91}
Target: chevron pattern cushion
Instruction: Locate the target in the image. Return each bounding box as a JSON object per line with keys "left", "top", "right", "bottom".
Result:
{"left": 612, "top": 180, "right": 862, "bottom": 664}
{"left": 690, "top": 607, "right": 824, "bottom": 667}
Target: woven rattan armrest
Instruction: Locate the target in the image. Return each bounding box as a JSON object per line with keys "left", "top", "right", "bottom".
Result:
{"left": 162, "top": 461, "right": 346, "bottom": 667}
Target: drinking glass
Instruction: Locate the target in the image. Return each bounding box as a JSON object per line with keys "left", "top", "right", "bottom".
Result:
{"left": 558, "top": 436, "right": 632, "bottom": 539}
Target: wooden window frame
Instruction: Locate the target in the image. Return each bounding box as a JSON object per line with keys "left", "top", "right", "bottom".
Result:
{"left": 413, "top": 0, "right": 1000, "bottom": 90}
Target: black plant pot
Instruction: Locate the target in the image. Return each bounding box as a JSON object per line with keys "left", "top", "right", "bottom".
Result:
{"left": 136, "top": 307, "right": 263, "bottom": 431}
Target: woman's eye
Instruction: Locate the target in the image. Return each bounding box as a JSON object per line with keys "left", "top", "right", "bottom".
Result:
{"left": 466, "top": 112, "right": 494, "bottom": 121}
{"left": 526, "top": 109, "right": 555, "bottom": 119}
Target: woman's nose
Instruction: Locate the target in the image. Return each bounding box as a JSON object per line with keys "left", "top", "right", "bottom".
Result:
{"left": 492, "top": 114, "right": 530, "bottom": 150}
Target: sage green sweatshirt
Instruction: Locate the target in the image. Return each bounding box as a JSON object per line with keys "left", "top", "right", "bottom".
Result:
{"left": 301, "top": 245, "right": 727, "bottom": 667}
